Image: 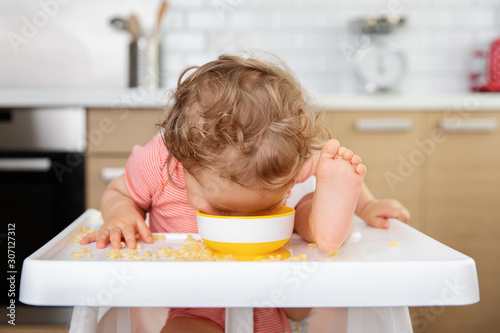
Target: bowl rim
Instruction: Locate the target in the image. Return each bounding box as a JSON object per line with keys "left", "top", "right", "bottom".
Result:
{"left": 196, "top": 206, "right": 295, "bottom": 219}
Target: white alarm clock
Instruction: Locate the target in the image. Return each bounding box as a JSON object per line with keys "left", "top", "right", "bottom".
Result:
{"left": 352, "top": 38, "right": 407, "bottom": 93}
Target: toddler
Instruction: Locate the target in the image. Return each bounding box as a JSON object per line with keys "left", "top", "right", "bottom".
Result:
{"left": 81, "top": 54, "right": 409, "bottom": 333}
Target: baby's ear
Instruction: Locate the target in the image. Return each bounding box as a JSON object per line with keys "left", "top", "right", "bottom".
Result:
{"left": 297, "top": 159, "right": 315, "bottom": 183}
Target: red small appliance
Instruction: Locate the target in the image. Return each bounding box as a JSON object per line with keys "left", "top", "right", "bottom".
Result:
{"left": 470, "top": 37, "right": 500, "bottom": 92}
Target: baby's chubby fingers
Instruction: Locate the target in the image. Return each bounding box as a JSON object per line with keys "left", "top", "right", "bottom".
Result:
{"left": 367, "top": 216, "right": 391, "bottom": 229}
{"left": 80, "top": 231, "right": 99, "bottom": 245}
{"left": 96, "top": 231, "right": 112, "bottom": 249}
{"left": 394, "top": 207, "right": 411, "bottom": 223}
{"left": 122, "top": 231, "right": 136, "bottom": 250}
{"left": 137, "top": 219, "right": 154, "bottom": 244}
{"left": 80, "top": 229, "right": 110, "bottom": 249}
{"left": 79, "top": 230, "right": 112, "bottom": 249}
{"left": 358, "top": 199, "right": 411, "bottom": 229}
{"left": 110, "top": 227, "right": 126, "bottom": 249}
{"left": 381, "top": 200, "right": 410, "bottom": 224}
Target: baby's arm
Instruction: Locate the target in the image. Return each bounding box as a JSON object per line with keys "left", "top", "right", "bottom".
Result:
{"left": 80, "top": 175, "right": 153, "bottom": 249}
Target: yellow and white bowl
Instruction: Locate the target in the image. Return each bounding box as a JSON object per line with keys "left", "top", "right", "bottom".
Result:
{"left": 196, "top": 206, "right": 295, "bottom": 255}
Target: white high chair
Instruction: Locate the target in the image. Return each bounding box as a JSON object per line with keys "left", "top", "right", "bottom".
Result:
{"left": 19, "top": 176, "right": 479, "bottom": 333}
{"left": 68, "top": 176, "right": 412, "bottom": 333}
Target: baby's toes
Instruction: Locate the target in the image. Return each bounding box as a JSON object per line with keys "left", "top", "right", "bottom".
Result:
{"left": 351, "top": 154, "right": 362, "bottom": 166}
{"left": 355, "top": 163, "right": 367, "bottom": 176}
{"left": 337, "top": 147, "right": 352, "bottom": 159}
{"left": 322, "top": 139, "right": 341, "bottom": 159}
{"left": 343, "top": 149, "right": 354, "bottom": 160}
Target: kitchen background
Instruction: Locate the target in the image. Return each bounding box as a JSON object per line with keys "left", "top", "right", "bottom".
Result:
{"left": 1, "top": 0, "right": 500, "bottom": 94}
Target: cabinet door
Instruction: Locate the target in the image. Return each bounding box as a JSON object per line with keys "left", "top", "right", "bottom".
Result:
{"left": 87, "top": 108, "right": 165, "bottom": 154}
{"left": 323, "top": 111, "right": 424, "bottom": 230}
{"left": 85, "top": 157, "right": 129, "bottom": 209}
{"left": 422, "top": 112, "right": 500, "bottom": 333}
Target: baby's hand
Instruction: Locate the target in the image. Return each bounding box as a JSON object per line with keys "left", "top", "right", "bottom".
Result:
{"left": 80, "top": 213, "right": 153, "bottom": 250}
{"left": 357, "top": 199, "right": 410, "bottom": 229}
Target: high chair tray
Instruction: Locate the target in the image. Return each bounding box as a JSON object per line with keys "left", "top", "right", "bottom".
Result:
{"left": 20, "top": 209, "right": 479, "bottom": 308}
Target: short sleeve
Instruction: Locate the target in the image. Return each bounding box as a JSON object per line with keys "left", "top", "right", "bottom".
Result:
{"left": 125, "top": 136, "right": 168, "bottom": 210}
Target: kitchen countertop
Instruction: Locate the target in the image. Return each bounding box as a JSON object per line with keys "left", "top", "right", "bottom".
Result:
{"left": 1, "top": 88, "right": 499, "bottom": 110}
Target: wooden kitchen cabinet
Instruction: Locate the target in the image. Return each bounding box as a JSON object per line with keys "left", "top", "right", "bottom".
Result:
{"left": 85, "top": 108, "right": 165, "bottom": 209}
{"left": 422, "top": 112, "right": 500, "bottom": 333}
{"left": 323, "top": 110, "right": 500, "bottom": 333}
{"left": 87, "top": 108, "right": 165, "bottom": 154}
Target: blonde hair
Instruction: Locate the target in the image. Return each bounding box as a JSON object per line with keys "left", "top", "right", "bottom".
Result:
{"left": 160, "top": 54, "right": 327, "bottom": 190}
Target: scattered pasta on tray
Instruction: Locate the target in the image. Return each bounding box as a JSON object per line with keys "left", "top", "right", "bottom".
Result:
{"left": 69, "top": 227, "right": 348, "bottom": 262}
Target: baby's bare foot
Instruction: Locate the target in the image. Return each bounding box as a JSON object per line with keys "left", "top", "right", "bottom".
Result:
{"left": 312, "top": 139, "right": 366, "bottom": 253}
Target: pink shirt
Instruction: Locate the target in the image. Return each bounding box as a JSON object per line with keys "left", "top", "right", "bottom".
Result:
{"left": 125, "top": 136, "right": 196, "bottom": 233}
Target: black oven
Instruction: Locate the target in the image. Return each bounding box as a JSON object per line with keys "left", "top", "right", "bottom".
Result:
{"left": 0, "top": 107, "right": 85, "bottom": 323}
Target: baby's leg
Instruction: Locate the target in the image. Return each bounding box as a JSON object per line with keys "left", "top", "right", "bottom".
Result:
{"left": 312, "top": 139, "right": 366, "bottom": 253}
{"left": 284, "top": 307, "right": 313, "bottom": 321}
{"left": 308, "top": 308, "right": 348, "bottom": 333}
{"left": 284, "top": 308, "right": 313, "bottom": 332}
{"left": 161, "top": 317, "right": 223, "bottom": 333}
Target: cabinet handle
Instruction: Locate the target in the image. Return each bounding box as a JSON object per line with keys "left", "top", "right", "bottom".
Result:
{"left": 439, "top": 118, "right": 498, "bottom": 132}
{"left": 101, "top": 167, "right": 125, "bottom": 183}
{"left": 0, "top": 158, "right": 51, "bottom": 172}
{"left": 355, "top": 118, "right": 414, "bottom": 132}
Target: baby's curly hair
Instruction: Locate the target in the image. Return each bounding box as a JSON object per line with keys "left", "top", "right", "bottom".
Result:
{"left": 160, "top": 54, "right": 327, "bottom": 190}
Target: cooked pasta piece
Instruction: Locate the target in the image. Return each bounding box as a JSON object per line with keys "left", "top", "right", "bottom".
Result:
{"left": 71, "top": 252, "right": 82, "bottom": 258}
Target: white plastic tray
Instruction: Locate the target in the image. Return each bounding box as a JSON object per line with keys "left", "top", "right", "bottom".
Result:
{"left": 20, "top": 209, "right": 479, "bottom": 308}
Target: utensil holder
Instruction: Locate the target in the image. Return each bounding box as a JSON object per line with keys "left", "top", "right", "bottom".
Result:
{"left": 129, "top": 36, "right": 162, "bottom": 89}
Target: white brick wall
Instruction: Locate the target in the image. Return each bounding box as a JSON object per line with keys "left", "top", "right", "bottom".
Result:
{"left": 1, "top": 0, "right": 499, "bottom": 94}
